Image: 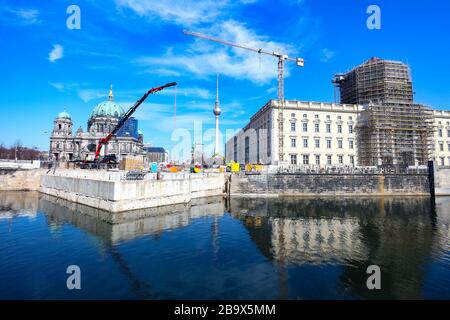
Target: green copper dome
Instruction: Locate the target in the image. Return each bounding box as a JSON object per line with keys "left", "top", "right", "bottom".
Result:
{"left": 91, "top": 100, "right": 125, "bottom": 118}
{"left": 56, "top": 111, "right": 71, "bottom": 119}
{"left": 90, "top": 85, "right": 125, "bottom": 119}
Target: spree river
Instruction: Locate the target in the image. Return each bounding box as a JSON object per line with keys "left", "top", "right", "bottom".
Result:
{"left": 0, "top": 191, "right": 449, "bottom": 300}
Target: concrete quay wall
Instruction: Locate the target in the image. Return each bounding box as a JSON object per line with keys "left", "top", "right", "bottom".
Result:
{"left": 230, "top": 173, "right": 430, "bottom": 197}
{"left": 40, "top": 172, "right": 225, "bottom": 212}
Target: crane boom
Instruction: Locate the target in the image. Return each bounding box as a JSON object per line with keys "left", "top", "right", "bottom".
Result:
{"left": 183, "top": 30, "right": 304, "bottom": 65}
{"left": 183, "top": 30, "right": 305, "bottom": 164}
{"left": 94, "top": 82, "right": 177, "bottom": 161}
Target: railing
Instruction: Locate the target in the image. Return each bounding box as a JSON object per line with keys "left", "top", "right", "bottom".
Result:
{"left": 0, "top": 159, "right": 36, "bottom": 163}
{"left": 264, "top": 164, "right": 429, "bottom": 175}
{"left": 0, "top": 159, "right": 41, "bottom": 169}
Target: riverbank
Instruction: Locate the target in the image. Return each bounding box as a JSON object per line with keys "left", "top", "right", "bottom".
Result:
{"left": 1, "top": 167, "right": 450, "bottom": 214}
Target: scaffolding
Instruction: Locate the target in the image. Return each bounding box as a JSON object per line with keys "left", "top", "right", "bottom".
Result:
{"left": 334, "top": 57, "right": 435, "bottom": 166}
{"left": 356, "top": 103, "right": 435, "bottom": 166}
{"left": 333, "top": 57, "right": 414, "bottom": 105}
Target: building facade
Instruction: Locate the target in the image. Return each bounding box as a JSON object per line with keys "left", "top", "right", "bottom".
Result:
{"left": 226, "top": 58, "right": 450, "bottom": 167}
{"left": 49, "top": 87, "right": 144, "bottom": 161}
{"left": 226, "top": 100, "right": 361, "bottom": 166}
{"left": 433, "top": 110, "right": 450, "bottom": 167}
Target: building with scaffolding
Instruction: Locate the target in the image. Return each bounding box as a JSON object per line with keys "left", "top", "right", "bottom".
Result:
{"left": 226, "top": 57, "right": 450, "bottom": 168}
{"left": 333, "top": 57, "right": 436, "bottom": 166}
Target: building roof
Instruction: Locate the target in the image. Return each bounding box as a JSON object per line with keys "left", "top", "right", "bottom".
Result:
{"left": 56, "top": 111, "right": 71, "bottom": 119}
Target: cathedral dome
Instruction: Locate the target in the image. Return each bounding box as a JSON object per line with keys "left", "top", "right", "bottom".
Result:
{"left": 90, "top": 85, "right": 125, "bottom": 119}
{"left": 91, "top": 101, "right": 125, "bottom": 118}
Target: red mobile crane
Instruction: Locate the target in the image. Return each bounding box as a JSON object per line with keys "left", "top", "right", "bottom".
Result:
{"left": 80, "top": 82, "right": 177, "bottom": 169}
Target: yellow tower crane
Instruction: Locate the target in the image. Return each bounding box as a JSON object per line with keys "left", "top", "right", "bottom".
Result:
{"left": 183, "top": 30, "right": 305, "bottom": 164}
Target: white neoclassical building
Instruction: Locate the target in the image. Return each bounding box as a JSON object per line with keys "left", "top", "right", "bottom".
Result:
{"left": 225, "top": 99, "right": 450, "bottom": 167}
{"left": 226, "top": 100, "right": 362, "bottom": 167}
{"left": 433, "top": 110, "right": 450, "bottom": 167}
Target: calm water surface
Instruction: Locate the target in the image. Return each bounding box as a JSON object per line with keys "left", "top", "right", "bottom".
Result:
{"left": 0, "top": 191, "right": 449, "bottom": 299}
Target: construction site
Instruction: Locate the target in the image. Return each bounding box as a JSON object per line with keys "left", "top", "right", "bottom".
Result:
{"left": 3, "top": 38, "right": 450, "bottom": 213}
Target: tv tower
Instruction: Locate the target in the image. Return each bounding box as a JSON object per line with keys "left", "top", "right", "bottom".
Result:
{"left": 213, "top": 73, "right": 221, "bottom": 156}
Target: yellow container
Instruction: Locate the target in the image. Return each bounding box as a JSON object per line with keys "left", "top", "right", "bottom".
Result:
{"left": 169, "top": 166, "right": 178, "bottom": 173}
{"left": 231, "top": 163, "right": 240, "bottom": 172}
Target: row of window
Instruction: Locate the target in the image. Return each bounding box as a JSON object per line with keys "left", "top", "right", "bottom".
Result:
{"left": 290, "top": 122, "right": 353, "bottom": 134}
{"left": 437, "top": 129, "right": 450, "bottom": 138}
{"left": 54, "top": 143, "right": 73, "bottom": 150}
{"left": 437, "top": 142, "right": 450, "bottom": 152}
{"left": 290, "top": 154, "right": 355, "bottom": 165}
{"left": 56, "top": 123, "right": 71, "bottom": 131}
{"left": 291, "top": 113, "right": 353, "bottom": 121}
{"left": 291, "top": 138, "right": 354, "bottom": 150}
{"left": 437, "top": 157, "right": 450, "bottom": 166}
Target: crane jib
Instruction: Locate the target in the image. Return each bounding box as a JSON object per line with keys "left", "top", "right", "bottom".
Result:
{"left": 94, "top": 82, "right": 178, "bottom": 161}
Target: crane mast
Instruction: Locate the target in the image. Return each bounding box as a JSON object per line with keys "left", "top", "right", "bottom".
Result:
{"left": 183, "top": 30, "right": 304, "bottom": 164}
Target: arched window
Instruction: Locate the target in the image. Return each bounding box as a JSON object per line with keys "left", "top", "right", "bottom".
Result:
{"left": 58, "top": 124, "right": 61, "bottom": 130}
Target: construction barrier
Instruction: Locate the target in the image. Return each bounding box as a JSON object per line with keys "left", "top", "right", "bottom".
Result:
{"left": 230, "top": 163, "right": 240, "bottom": 172}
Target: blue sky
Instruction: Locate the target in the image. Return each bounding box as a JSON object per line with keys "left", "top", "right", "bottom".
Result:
{"left": 0, "top": 0, "right": 449, "bottom": 154}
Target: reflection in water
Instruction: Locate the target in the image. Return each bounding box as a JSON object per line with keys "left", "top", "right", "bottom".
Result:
{"left": 228, "top": 197, "right": 450, "bottom": 299}
{"left": 0, "top": 192, "right": 39, "bottom": 219}
{"left": 1, "top": 191, "right": 449, "bottom": 299}
{"left": 38, "top": 193, "right": 225, "bottom": 244}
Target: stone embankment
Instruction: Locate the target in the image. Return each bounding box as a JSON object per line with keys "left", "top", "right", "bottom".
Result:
{"left": 0, "top": 168, "right": 45, "bottom": 191}
{"left": 229, "top": 172, "right": 431, "bottom": 197}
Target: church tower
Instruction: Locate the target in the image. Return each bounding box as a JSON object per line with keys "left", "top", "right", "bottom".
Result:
{"left": 50, "top": 109, "right": 73, "bottom": 161}
{"left": 53, "top": 110, "right": 73, "bottom": 136}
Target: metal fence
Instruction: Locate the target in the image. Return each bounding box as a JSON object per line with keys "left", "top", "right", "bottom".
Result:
{"left": 265, "top": 164, "right": 429, "bottom": 175}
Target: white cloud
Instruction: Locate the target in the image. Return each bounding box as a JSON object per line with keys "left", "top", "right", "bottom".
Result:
{"left": 5, "top": 8, "right": 40, "bottom": 25}
{"left": 140, "top": 68, "right": 181, "bottom": 77}
{"left": 136, "top": 20, "right": 298, "bottom": 84}
{"left": 48, "top": 44, "right": 64, "bottom": 63}
{"left": 320, "top": 48, "right": 335, "bottom": 62}
{"left": 48, "top": 82, "right": 64, "bottom": 91}
{"left": 115, "top": 0, "right": 254, "bottom": 26}
{"left": 162, "top": 87, "right": 212, "bottom": 100}
{"left": 77, "top": 89, "right": 107, "bottom": 102}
